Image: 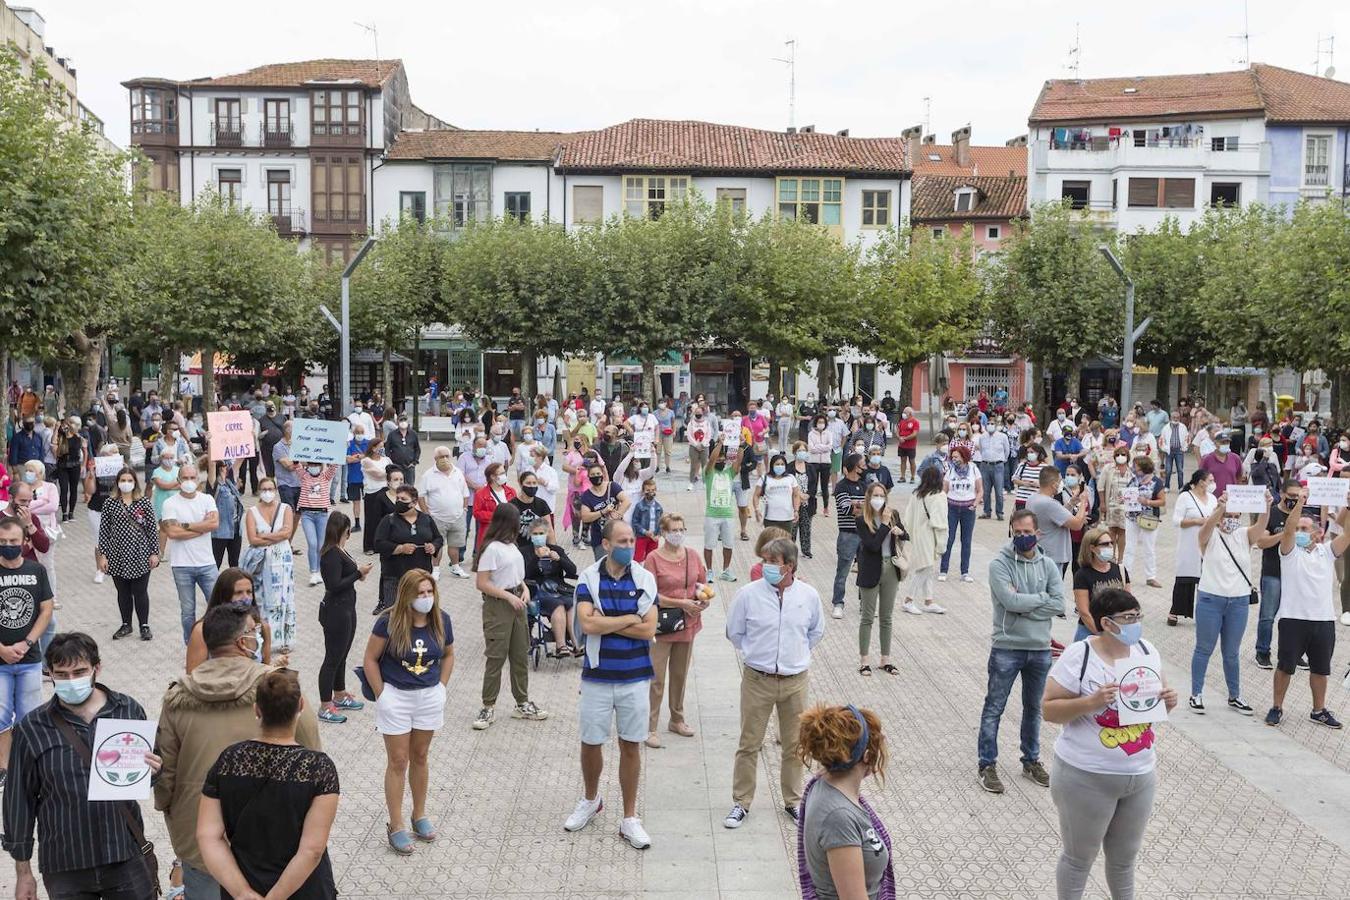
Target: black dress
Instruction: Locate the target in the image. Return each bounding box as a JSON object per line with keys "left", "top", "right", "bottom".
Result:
{"left": 202, "top": 740, "right": 339, "bottom": 899}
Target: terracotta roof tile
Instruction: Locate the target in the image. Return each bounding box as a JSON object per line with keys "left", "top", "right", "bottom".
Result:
{"left": 909, "top": 175, "right": 1026, "bottom": 223}
{"left": 186, "top": 59, "right": 401, "bottom": 89}
{"left": 911, "top": 144, "right": 1027, "bottom": 178}
{"left": 1251, "top": 64, "right": 1350, "bottom": 122}
{"left": 556, "top": 119, "right": 909, "bottom": 175}
{"left": 386, "top": 129, "right": 568, "bottom": 161}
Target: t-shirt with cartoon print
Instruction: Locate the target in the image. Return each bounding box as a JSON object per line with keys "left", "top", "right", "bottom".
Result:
{"left": 1049, "top": 639, "right": 1158, "bottom": 776}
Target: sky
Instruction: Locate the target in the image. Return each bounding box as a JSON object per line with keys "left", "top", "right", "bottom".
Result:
{"left": 34, "top": 0, "right": 1350, "bottom": 150}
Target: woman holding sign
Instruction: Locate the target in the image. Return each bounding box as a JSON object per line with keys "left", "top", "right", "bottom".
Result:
{"left": 246, "top": 476, "right": 298, "bottom": 653}
{"left": 1043, "top": 587, "right": 1177, "bottom": 900}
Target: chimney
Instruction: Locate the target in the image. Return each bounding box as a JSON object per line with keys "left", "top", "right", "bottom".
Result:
{"left": 786, "top": 126, "right": 797, "bottom": 134}
{"left": 951, "top": 125, "right": 972, "bottom": 168}
{"left": 1005, "top": 134, "right": 1028, "bottom": 147}
{"left": 922, "top": 134, "right": 936, "bottom": 145}
{"left": 836, "top": 128, "right": 849, "bottom": 137}
{"left": 799, "top": 124, "right": 815, "bottom": 133}
{"left": 900, "top": 124, "right": 922, "bottom": 165}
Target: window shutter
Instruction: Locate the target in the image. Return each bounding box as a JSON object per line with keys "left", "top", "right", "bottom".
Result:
{"left": 1162, "top": 178, "right": 1195, "bottom": 208}
{"left": 1128, "top": 178, "right": 1159, "bottom": 208}
{"left": 574, "top": 185, "right": 603, "bottom": 224}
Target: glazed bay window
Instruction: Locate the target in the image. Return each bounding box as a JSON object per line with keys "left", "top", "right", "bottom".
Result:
{"left": 862, "top": 190, "right": 891, "bottom": 227}
{"left": 624, "top": 175, "right": 688, "bottom": 219}
{"left": 312, "top": 89, "right": 362, "bottom": 137}
{"left": 777, "top": 177, "right": 843, "bottom": 225}
{"left": 433, "top": 163, "right": 491, "bottom": 229}
{"left": 312, "top": 155, "right": 364, "bottom": 223}
{"left": 130, "top": 87, "right": 176, "bottom": 135}
{"left": 400, "top": 191, "right": 427, "bottom": 223}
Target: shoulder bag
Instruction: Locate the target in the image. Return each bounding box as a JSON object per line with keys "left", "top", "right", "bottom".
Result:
{"left": 238, "top": 504, "right": 279, "bottom": 579}
{"left": 1215, "top": 527, "right": 1259, "bottom": 605}
{"left": 655, "top": 551, "right": 691, "bottom": 636}
{"left": 888, "top": 510, "right": 911, "bottom": 578}
{"left": 1135, "top": 479, "right": 1161, "bottom": 531}
{"left": 49, "top": 710, "right": 162, "bottom": 895}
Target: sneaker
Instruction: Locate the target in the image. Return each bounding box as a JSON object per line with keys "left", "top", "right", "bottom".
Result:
{"left": 112, "top": 624, "right": 132, "bottom": 640}
{"left": 472, "top": 707, "right": 495, "bottom": 730}
{"left": 902, "top": 601, "right": 923, "bottom": 615}
{"left": 1022, "top": 761, "right": 1050, "bottom": 787}
{"left": 923, "top": 603, "right": 947, "bottom": 614}
{"left": 978, "top": 765, "right": 1005, "bottom": 794}
{"left": 1255, "top": 651, "right": 1273, "bottom": 670}
{"left": 431, "top": 567, "right": 442, "bottom": 582}
{"left": 333, "top": 696, "right": 365, "bottom": 710}
{"left": 1189, "top": 695, "right": 1205, "bottom": 713}
{"left": 961, "top": 574, "right": 975, "bottom": 583}
{"left": 644, "top": 731, "right": 662, "bottom": 749}
{"left": 318, "top": 707, "right": 348, "bottom": 724}
{"left": 351, "top": 523, "right": 362, "bottom": 533}
{"left": 1297, "top": 657, "right": 1311, "bottom": 671}
{"left": 719, "top": 571, "right": 737, "bottom": 582}
{"left": 1228, "top": 697, "right": 1255, "bottom": 716}
{"left": 139, "top": 625, "right": 152, "bottom": 641}
{"left": 723, "top": 804, "right": 749, "bottom": 829}
{"left": 783, "top": 805, "right": 798, "bottom": 821}
{"left": 831, "top": 605, "right": 844, "bottom": 620}
{"left": 686, "top": 482, "right": 694, "bottom": 492}
{"left": 1265, "top": 706, "right": 1284, "bottom": 726}
{"left": 93, "top": 570, "right": 105, "bottom": 584}
{"left": 1342, "top": 612, "right": 1350, "bottom": 626}
{"left": 1311, "top": 708, "right": 1344, "bottom": 729}
{"left": 449, "top": 564, "right": 469, "bottom": 578}
{"left": 512, "top": 701, "right": 549, "bottom": 721}
{"left": 563, "top": 796, "right": 602, "bottom": 832}
{"left": 0, "top": 769, "right": 6, "bottom": 790}
{"left": 1146, "top": 578, "right": 1164, "bottom": 588}
{"left": 619, "top": 816, "right": 652, "bottom": 849}
{"left": 308, "top": 573, "right": 322, "bottom": 587}
{"left": 937, "top": 573, "right": 948, "bottom": 582}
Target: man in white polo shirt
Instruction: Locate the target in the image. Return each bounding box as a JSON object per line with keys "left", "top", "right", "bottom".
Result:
{"left": 1265, "top": 492, "right": 1350, "bottom": 728}
{"left": 160, "top": 463, "right": 219, "bottom": 645}
{"left": 418, "top": 446, "right": 471, "bottom": 579}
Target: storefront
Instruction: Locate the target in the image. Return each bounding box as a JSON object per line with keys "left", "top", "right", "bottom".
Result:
{"left": 690, "top": 350, "right": 750, "bottom": 413}
{"left": 603, "top": 351, "right": 688, "bottom": 402}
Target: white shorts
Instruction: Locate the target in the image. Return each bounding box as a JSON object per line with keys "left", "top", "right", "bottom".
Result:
{"left": 732, "top": 480, "right": 750, "bottom": 508}
{"left": 374, "top": 682, "right": 446, "bottom": 735}
{"left": 578, "top": 679, "right": 650, "bottom": 745}
{"left": 703, "top": 517, "right": 736, "bottom": 549}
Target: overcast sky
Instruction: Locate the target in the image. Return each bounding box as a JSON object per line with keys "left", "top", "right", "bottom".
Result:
{"left": 38, "top": 0, "right": 1350, "bottom": 149}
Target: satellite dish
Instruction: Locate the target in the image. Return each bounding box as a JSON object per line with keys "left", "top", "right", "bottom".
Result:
{"left": 1326, "top": 66, "right": 1337, "bottom": 79}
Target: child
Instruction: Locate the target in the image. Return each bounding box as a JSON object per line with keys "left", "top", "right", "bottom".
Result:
{"left": 632, "top": 478, "right": 663, "bottom": 562}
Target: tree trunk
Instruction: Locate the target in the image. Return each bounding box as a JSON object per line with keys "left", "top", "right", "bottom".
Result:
{"left": 201, "top": 344, "right": 216, "bottom": 412}
{"left": 1067, "top": 359, "right": 1084, "bottom": 405}
{"left": 129, "top": 351, "right": 144, "bottom": 396}
{"left": 897, "top": 359, "right": 914, "bottom": 413}
{"left": 641, "top": 358, "right": 657, "bottom": 406}
{"left": 520, "top": 353, "right": 537, "bottom": 405}
{"left": 0, "top": 349, "right": 9, "bottom": 459}
{"left": 1201, "top": 367, "right": 1215, "bottom": 410}
{"left": 1333, "top": 371, "right": 1350, "bottom": 427}
{"left": 381, "top": 345, "right": 392, "bottom": 408}
{"left": 1154, "top": 354, "right": 1173, "bottom": 411}
{"left": 158, "top": 346, "right": 176, "bottom": 400}
{"left": 816, "top": 356, "right": 835, "bottom": 402}
{"left": 768, "top": 360, "right": 782, "bottom": 400}
{"left": 1030, "top": 359, "right": 1048, "bottom": 426}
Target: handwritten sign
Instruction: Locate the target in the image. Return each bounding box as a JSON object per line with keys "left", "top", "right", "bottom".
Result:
{"left": 1307, "top": 476, "right": 1349, "bottom": 509}
{"left": 291, "top": 418, "right": 348, "bottom": 464}
{"left": 94, "top": 455, "right": 124, "bottom": 478}
{"left": 89, "top": 718, "right": 156, "bottom": 801}
{"left": 1224, "top": 484, "right": 1269, "bottom": 515}
{"left": 633, "top": 431, "right": 654, "bottom": 458}
{"left": 1114, "top": 652, "right": 1168, "bottom": 726}
{"left": 688, "top": 422, "right": 710, "bottom": 447}
{"left": 720, "top": 421, "right": 740, "bottom": 451}
{"left": 206, "top": 411, "right": 255, "bottom": 461}
{"left": 1121, "top": 487, "right": 1141, "bottom": 513}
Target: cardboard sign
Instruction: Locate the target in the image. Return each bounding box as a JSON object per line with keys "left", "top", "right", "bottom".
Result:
{"left": 1224, "top": 484, "right": 1269, "bottom": 515}
{"left": 688, "top": 423, "right": 710, "bottom": 447}
{"left": 206, "top": 411, "right": 256, "bottom": 461}
{"left": 88, "top": 718, "right": 156, "bottom": 801}
{"left": 1114, "top": 653, "right": 1168, "bottom": 726}
{"left": 94, "top": 455, "right": 124, "bottom": 478}
{"left": 1307, "top": 476, "right": 1349, "bottom": 509}
{"left": 291, "top": 419, "right": 348, "bottom": 464}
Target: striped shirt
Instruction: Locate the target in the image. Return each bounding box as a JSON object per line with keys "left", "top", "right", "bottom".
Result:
{"left": 577, "top": 567, "right": 653, "bottom": 684}
{"left": 2, "top": 690, "right": 148, "bottom": 873}
{"left": 833, "top": 476, "right": 868, "bottom": 532}
{"left": 1012, "top": 462, "right": 1046, "bottom": 504}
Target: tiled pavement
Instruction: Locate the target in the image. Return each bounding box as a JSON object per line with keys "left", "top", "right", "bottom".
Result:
{"left": 10, "top": 445, "right": 1350, "bottom": 899}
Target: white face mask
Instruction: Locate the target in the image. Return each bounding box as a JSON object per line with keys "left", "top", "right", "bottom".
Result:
{"left": 664, "top": 530, "right": 686, "bottom": 547}
{"left": 117, "top": 481, "right": 135, "bottom": 493}
{"left": 259, "top": 490, "right": 276, "bottom": 503}
{"left": 412, "top": 594, "right": 435, "bottom": 614}
{"left": 869, "top": 496, "right": 885, "bottom": 511}
{"left": 179, "top": 480, "right": 198, "bottom": 494}
{"left": 495, "top": 473, "right": 508, "bottom": 486}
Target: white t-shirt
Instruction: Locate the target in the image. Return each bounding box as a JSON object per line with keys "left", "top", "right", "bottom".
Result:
{"left": 477, "top": 540, "right": 525, "bottom": 591}
{"left": 589, "top": 398, "right": 606, "bottom": 418}
{"left": 418, "top": 466, "right": 470, "bottom": 520}
{"left": 161, "top": 492, "right": 217, "bottom": 568}
{"left": 1198, "top": 528, "right": 1255, "bottom": 598}
{"left": 1277, "top": 543, "right": 1339, "bottom": 621}
{"left": 760, "top": 474, "right": 797, "bottom": 521}
{"left": 944, "top": 463, "right": 982, "bottom": 504}
{"left": 530, "top": 463, "right": 560, "bottom": 512}
{"left": 1050, "top": 640, "right": 1158, "bottom": 776}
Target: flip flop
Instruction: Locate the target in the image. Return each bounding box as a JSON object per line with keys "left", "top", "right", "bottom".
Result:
{"left": 879, "top": 664, "right": 899, "bottom": 675}
{"left": 858, "top": 665, "right": 872, "bottom": 676}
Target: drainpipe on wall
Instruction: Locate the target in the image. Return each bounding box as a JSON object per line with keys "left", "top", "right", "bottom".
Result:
{"left": 187, "top": 86, "right": 194, "bottom": 200}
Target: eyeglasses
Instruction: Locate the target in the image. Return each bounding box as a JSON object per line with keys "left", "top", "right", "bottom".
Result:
{"left": 1109, "top": 613, "right": 1144, "bottom": 624}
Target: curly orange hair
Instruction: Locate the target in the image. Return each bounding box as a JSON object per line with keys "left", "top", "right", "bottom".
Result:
{"left": 797, "top": 704, "right": 888, "bottom": 782}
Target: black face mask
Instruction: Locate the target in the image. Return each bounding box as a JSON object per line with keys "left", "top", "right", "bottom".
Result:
{"left": 588, "top": 474, "right": 604, "bottom": 486}
{"left": 22, "top": 421, "right": 33, "bottom": 431}
{"left": 521, "top": 485, "right": 537, "bottom": 498}
{"left": 714, "top": 461, "right": 727, "bottom": 471}
{"left": 394, "top": 500, "right": 413, "bottom": 514}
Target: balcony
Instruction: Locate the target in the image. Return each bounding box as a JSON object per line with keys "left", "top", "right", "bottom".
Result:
{"left": 213, "top": 120, "right": 244, "bottom": 148}
{"left": 1032, "top": 139, "right": 1269, "bottom": 175}
{"left": 263, "top": 124, "right": 293, "bottom": 149}
{"left": 269, "top": 207, "right": 307, "bottom": 236}
{"left": 310, "top": 123, "right": 365, "bottom": 148}
{"left": 1305, "top": 165, "right": 1329, "bottom": 187}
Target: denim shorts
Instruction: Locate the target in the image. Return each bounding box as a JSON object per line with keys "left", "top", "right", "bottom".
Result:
{"left": 579, "top": 678, "right": 650, "bottom": 744}
{"left": 0, "top": 662, "right": 43, "bottom": 732}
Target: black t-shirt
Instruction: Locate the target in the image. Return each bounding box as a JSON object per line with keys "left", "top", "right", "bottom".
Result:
{"left": 578, "top": 484, "right": 622, "bottom": 547}
{"left": 1262, "top": 502, "right": 1290, "bottom": 578}
{"left": 0, "top": 560, "right": 53, "bottom": 665}
{"left": 1072, "top": 563, "right": 1127, "bottom": 626}
{"left": 509, "top": 496, "right": 552, "bottom": 543}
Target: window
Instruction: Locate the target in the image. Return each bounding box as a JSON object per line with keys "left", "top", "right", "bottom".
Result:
{"left": 715, "top": 187, "right": 747, "bottom": 215}
{"left": 264, "top": 99, "right": 291, "bottom": 144}
{"left": 311, "top": 89, "right": 363, "bottom": 136}
{"left": 1305, "top": 134, "right": 1330, "bottom": 186}
{"left": 215, "top": 99, "right": 240, "bottom": 131}
{"left": 312, "top": 155, "right": 363, "bottom": 223}
{"left": 1127, "top": 177, "right": 1195, "bottom": 208}
{"left": 317, "top": 238, "right": 352, "bottom": 266}
{"left": 432, "top": 164, "right": 491, "bottom": 229}
{"left": 1210, "top": 182, "right": 1241, "bottom": 207}
{"left": 623, "top": 175, "right": 689, "bottom": 219}
{"left": 955, "top": 190, "right": 973, "bottom": 213}
{"left": 400, "top": 191, "right": 426, "bottom": 223}
{"left": 573, "top": 185, "right": 603, "bottom": 224}
{"left": 931, "top": 227, "right": 945, "bottom": 239}
{"left": 1210, "top": 136, "right": 1238, "bottom": 152}
{"left": 1060, "top": 181, "right": 1090, "bottom": 209}
{"left": 1112, "top": 178, "right": 1119, "bottom": 209}
{"left": 965, "top": 367, "right": 1011, "bottom": 402}
{"left": 130, "top": 87, "right": 176, "bottom": 135}
{"left": 861, "top": 190, "right": 891, "bottom": 227}
{"left": 777, "top": 177, "right": 843, "bottom": 226}
{"left": 1132, "top": 129, "right": 1146, "bottom": 148}
{"left": 217, "top": 168, "right": 241, "bottom": 207}
{"left": 266, "top": 170, "right": 290, "bottom": 215}
{"left": 986, "top": 225, "right": 1001, "bottom": 240}
{"left": 135, "top": 151, "right": 178, "bottom": 195}
{"left": 504, "top": 192, "right": 531, "bottom": 222}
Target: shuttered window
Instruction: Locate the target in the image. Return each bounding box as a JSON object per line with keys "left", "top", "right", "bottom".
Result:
{"left": 1127, "top": 177, "right": 1195, "bottom": 209}
{"left": 1127, "top": 178, "right": 1159, "bottom": 208}
{"left": 573, "top": 185, "right": 603, "bottom": 224}
{"left": 1162, "top": 178, "right": 1195, "bottom": 208}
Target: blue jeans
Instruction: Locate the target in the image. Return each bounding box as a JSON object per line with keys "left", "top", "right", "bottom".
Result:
{"left": 1256, "top": 574, "right": 1281, "bottom": 656}
{"left": 941, "top": 505, "right": 977, "bottom": 575}
{"left": 978, "top": 647, "right": 1051, "bottom": 768}
{"left": 1191, "top": 591, "right": 1250, "bottom": 698}
{"left": 278, "top": 484, "right": 300, "bottom": 513}
{"left": 980, "top": 462, "right": 1005, "bottom": 516}
{"left": 0, "top": 661, "right": 43, "bottom": 731}
{"left": 1004, "top": 455, "right": 1017, "bottom": 492}
{"left": 832, "top": 530, "right": 862, "bottom": 607}
{"left": 172, "top": 564, "right": 219, "bottom": 644}
{"left": 1164, "top": 449, "right": 1186, "bottom": 490}
{"left": 182, "top": 863, "right": 219, "bottom": 900}
{"left": 301, "top": 508, "right": 330, "bottom": 574}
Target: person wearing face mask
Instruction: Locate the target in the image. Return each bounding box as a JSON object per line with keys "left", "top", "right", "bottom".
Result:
{"left": 1121, "top": 456, "right": 1165, "bottom": 589}
{"left": 296, "top": 460, "right": 339, "bottom": 587}
{"left": 523, "top": 517, "right": 581, "bottom": 658}
{"left": 856, "top": 483, "right": 906, "bottom": 677}
{"left": 149, "top": 448, "right": 181, "bottom": 526}
{"left": 95, "top": 466, "right": 159, "bottom": 641}
{"left": 786, "top": 441, "right": 815, "bottom": 558}
{"left": 626, "top": 478, "right": 664, "bottom": 563}
{"left": 345, "top": 427, "right": 371, "bottom": 531}
{"left": 417, "top": 447, "right": 472, "bottom": 579}
{"left": 82, "top": 445, "right": 119, "bottom": 583}
{"left": 917, "top": 433, "right": 951, "bottom": 480}
{"left": 1072, "top": 527, "right": 1129, "bottom": 642}
{"left": 359, "top": 440, "right": 391, "bottom": 555}
{"left": 471, "top": 462, "right": 516, "bottom": 553}
{"left": 1188, "top": 489, "right": 1268, "bottom": 714}
{"left": 795, "top": 704, "right": 895, "bottom": 899}
{"left": 1043, "top": 589, "right": 1177, "bottom": 899}
{"left": 893, "top": 406, "right": 920, "bottom": 484}
{"left": 939, "top": 447, "right": 983, "bottom": 584}
{"left": 642, "top": 513, "right": 709, "bottom": 748}
{"left": 1265, "top": 492, "right": 1350, "bottom": 727}
{"left": 1096, "top": 444, "right": 1134, "bottom": 569}
{"left": 0, "top": 515, "right": 55, "bottom": 791}
{"left": 686, "top": 405, "right": 713, "bottom": 492}
{"left": 805, "top": 414, "right": 835, "bottom": 517}
{"left": 795, "top": 393, "right": 818, "bottom": 444}
{"left": 375, "top": 485, "right": 444, "bottom": 616}
{"left": 723, "top": 537, "right": 824, "bottom": 829}
{"left": 1168, "top": 471, "right": 1218, "bottom": 626}
{"left": 315, "top": 513, "right": 373, "bottom": 724}
{"left": 753, "top": 452, "right": 802, "bottom": 535}
{"left": 185, "top": 568, "right": 278, "bottom": 673}
{"left": 161, "top": 463, "right": 220, "bottom": 645}
{"left": 1250, "top": 479, "right": 1303, "bottom": 669}
{"left": 206, "top": 458, "right": 245, "bottom": 570}
{"left": 3, "top": 632, "right": 165, "bottom": 900}
{"left": 384, "top": 416, "right": 420, "bottom": 484}
{"left": 1197, "top": 433, "right": 1243, "bottom": 503}
{"left": 6, "top": 417, "right": 46, "bottom": 470}
{"left": 1027, "top": 467, "right": 1090, "bottom": 579}
{"left": 245, "top": 475, "right": 297, "bottom": 651}
{"left": 155, "top": 604, "right": 321, "bottom": 897}
{"left": 509, "top": 469, "right": 556, "bottom": 549}
{"left": 862, "top": 447, "right": 894, "bottom": 495}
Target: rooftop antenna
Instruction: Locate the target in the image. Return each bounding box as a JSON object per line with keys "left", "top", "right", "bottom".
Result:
{"left": 1231, "top": 0, "right": 1250, "bottom": 65}
{"left": 354, "top": 21, "right": 380, "bottom": 76}
{"left": 1067, "top": 22, "right": 1081, "bottom": 80}
{"left": 772, "top": 39, "right": 797, "bottom": 130}
{"left": 922, "top": 96, "right": 931, "bottom": 135}
{"left": 1315, "top": 34, "right": 1336, "bottom": 77}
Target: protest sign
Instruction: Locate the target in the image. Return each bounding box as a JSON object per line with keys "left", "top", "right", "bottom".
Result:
{"left": 633, "top": 431, "right": 654, "bottom": 458}
{"left": 1307, "top": 477, "right": 1349, "bottom": 509}
{"left": 1121, "top": 487, "right": 1141, "bottom": 513}
{"left": 94, "top": 455, "right": 124, "bottom": 478}
{"left": 89, "top": 718, "right": 157, "bottom": 801}
{"left": 720, "top": 421, "right": 740, "bottom": 450}
{"left": 206, "top": 411, "right": 256, "bottom": 461}
{"left": 1115, "top": 651, "right": 1169, "bottom": 726}
{"left": 1224, "top": 484, "right": 1269, "bottom": 515}
{"left": 291, "top": 419, "right": 348, "bottom": 464}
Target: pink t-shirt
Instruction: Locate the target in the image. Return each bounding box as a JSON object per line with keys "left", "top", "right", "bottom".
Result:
{"left": 745, "top": 413, "right": 770, "bottom": 445}
{"left": 643, "top": 547, "right": 708, "bottom": 643}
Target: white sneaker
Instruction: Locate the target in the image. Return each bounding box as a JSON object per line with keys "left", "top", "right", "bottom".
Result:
{"left": 450, "top": 564, "right": 469, "bottom": 578}
{"left": 1341, "top": 612, "right": 1350, "bottom": 627}
{"left": 308, "top": 573, "right": 322, "bottom": 587}
{"left": 937, "top": 573, "right": 948, "bottom": 582}
{"left": 831, "top": 606, "right": 844, "bottom": 620}
{"left": 686, "top": 482, "right": 694, "bottom": 492}
{"left": 619, "top": 816, "right": 652, "bottom": 849}
{"left": 723, "top": 804, "right": 749, "bottom": 828}
{"left": 902, "top": 601, "right": 923, "bottom": 615}
{"left": 923, "top": 602, "right": 947, "bottom": 614}
{"left": 93, "top": 571, "right": 105, "bottom": 585}
{"left": 961, "top": 574, "right": 975, "bottom": 584}
{"left": 564, "top": 796, "right": 603, "bottom": 832}
{"left": 432, "top": 566, "right": 442, "bottom": 581}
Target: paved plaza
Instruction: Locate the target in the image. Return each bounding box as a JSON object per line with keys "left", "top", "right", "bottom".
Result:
{"left": 11, "top": 445, "right": 1350, "bottom": 899}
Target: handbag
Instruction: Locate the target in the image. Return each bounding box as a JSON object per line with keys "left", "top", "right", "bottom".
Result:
{"left": 239, "top": 505, "right": 280, "bottom": 578}
{"left": 49, "top": 711, "right": 162, "bottom": 896}
{"left": 655, "top": 551, "right": 692, "bottom": 636}
{"left": 888, "top": 511, "right": 911, "bottom": 578}
{"left": 1215, "top": 526, "right": 1259, "bottom": 605}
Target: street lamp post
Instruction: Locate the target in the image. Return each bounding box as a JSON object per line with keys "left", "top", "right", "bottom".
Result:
{"left": 1099, "top": 246, "right": 1151, "bottom": 413}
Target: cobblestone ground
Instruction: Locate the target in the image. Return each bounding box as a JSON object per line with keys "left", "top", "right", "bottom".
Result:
{"left": 8, "top": 444, "right": 1350, "bottom": 899}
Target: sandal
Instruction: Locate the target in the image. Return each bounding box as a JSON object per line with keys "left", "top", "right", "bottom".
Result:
{"left": 387, "top": 825, "right": 415, "bottom": 855}
{"left": 411, "top": 817, "right": 437, "bottom": 842}
{"left": 858, "top": 665, "right": 872, "bottom": 676}
{"left": 1167, "top": 615, "right": 1178, "bottom": 627}
{"left": 879, "top": 664, "right": 899, "bottom": 675}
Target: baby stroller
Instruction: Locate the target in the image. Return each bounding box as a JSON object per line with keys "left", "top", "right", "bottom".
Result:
{"left": 526, "top": 575, "right": 575, "bottom": 669}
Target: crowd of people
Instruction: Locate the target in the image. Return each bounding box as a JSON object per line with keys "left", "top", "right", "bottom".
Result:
{"left": 1, "top": 374, "right": 1347, "bottom": 899}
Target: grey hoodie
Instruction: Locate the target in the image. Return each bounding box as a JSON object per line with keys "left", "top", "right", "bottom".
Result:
{"left": 987, "top": 543, "right": 1065, "bottom": 650}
